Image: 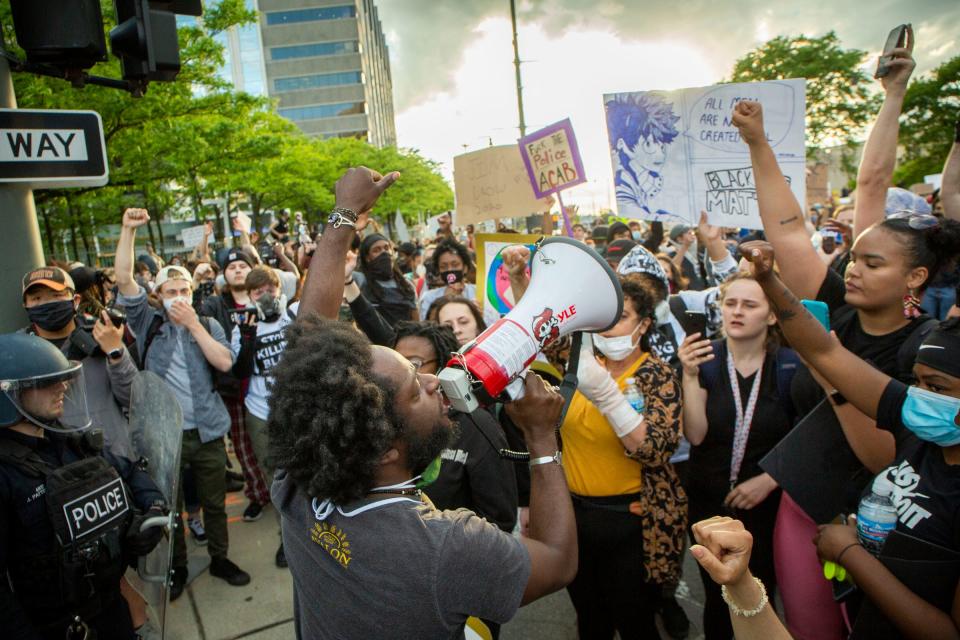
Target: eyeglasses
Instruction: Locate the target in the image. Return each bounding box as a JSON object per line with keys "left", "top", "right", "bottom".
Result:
{"left": 887, "top": 211, "right": 940, "bottom": 230}
{"left": 408, "top": 357, "right": 437, "bottom": 371}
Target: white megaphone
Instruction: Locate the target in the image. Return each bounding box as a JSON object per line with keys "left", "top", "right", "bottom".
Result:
{"left": 439, "top": 237, "right": 623, "bottom": 413}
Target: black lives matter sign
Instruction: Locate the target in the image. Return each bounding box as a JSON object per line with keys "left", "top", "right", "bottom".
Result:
{"left": 62, "top": 476, "right": 130, "bottom": 541}
{"left": 0, "top": 109, "right": 108, "bottom": 188}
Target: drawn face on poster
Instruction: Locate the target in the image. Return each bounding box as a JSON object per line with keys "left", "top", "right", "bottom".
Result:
{"left": 605, "top": 93, "right": 681, "bottom": 219}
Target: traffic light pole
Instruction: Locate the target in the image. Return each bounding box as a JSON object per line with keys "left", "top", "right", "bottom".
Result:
{"left": 0, "top": 57, "right": 45, "bottom": 332}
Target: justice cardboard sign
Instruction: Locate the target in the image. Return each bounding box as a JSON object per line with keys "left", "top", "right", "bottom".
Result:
{"left": 518, "top": 118, "right": 587, "bottom": 199}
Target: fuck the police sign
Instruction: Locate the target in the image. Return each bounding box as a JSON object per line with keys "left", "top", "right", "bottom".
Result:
{"left": 518, "top": 118, "right": 587, "bottom": 199}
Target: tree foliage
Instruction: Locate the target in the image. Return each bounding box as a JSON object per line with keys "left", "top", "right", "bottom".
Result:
{"left": 894, "top": 55, "right": 960, "bottom": 186}
{"left": 1, "top": 0, "right": 452, "bottom": 261}
{"left": 730, "top": 32, "right": 880, "bottom": 153}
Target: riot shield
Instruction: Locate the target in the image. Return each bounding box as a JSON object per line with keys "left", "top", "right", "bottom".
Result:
{"left": 128, "top": 371, "right": 183, "bottom": 639}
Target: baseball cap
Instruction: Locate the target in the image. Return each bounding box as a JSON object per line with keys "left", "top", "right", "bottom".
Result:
{"left": 22, "top": 266, "right": 75, "bottom": 297}
{"left": 605, "top": 239, "right": 637, "bottom": 263}
{"left": 155, "top": 265, "right": 193, "bottom": 290}
{"left": 669, "top": 224, "right": 692, "bottom": 242}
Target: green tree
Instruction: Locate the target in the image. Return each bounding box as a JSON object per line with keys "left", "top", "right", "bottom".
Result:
{"left": 894, "top": 55, "right": 960, "bottom": 186}
{"left": 730, "top": 32, "right": 880, "bottom": 153}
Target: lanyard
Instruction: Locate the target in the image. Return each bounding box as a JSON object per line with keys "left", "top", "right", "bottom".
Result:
{"left": 727, "top": 349, "right": 764, "bottom": 489}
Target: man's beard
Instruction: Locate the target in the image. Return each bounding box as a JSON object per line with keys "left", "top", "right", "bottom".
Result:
{"left": 405, "top": 418, "right": 459, "bottom": 477}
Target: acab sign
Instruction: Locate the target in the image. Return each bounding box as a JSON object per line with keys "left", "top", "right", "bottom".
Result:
{"left": 0, "top": 109, "right": 108, "bottom": 188}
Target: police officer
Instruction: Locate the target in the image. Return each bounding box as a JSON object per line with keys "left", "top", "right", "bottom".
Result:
{"left": 0, "top": 333, "right": 167, "bottom": 640}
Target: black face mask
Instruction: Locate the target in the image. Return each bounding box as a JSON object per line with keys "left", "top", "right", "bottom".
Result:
{"left": 26, "top": 299, "right": 76, "bottom": 332}
{"left": 255, "top": 293, "right": 282, "bottom": 323}
{"left": 366, "top": 252, "right": 394, "bottom": 280}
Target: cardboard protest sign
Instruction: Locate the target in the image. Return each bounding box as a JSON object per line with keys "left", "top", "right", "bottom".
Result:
{"left": 453, "top": 146, "right": 544, "bottom": 226}
{"left": 180, "top": 224, "right": 207, "bottom": 248}
{"left": 474, "top": 232, "right": 539, "bottom": 314}
{"left": 604, "top": 78, "right": 806, "bottom": 229}
{"left": 518, "top": 119, "right": 586, "bottom": 199}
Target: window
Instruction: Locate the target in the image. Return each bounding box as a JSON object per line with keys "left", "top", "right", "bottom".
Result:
{"left": 273, "top": 71, "right": 361, "bottom": 92}
{"left": 270, "top": 41, "right": 358, "bottom": 60}
{"left": 278, "top": 102, "right": 365, "bottom": 122}
{"left": 265, "top": 6, "right": 355, "bottom": 26}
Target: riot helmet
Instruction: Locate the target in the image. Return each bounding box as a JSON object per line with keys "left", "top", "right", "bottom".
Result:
{"left": 0, "top": 333, "right": 91, "bottom": 432}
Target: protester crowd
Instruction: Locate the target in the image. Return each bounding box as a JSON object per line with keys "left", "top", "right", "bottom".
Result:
{"left": 2, "top": 29, "right": 960, "bottom": 640}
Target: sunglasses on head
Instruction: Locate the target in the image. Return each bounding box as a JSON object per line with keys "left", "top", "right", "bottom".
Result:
{"left": 887, "top": 210, "right": 940, "bottom": 230}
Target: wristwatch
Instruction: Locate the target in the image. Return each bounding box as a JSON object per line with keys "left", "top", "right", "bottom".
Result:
{"left": 107, "top": 347, "right": 124, "bottom": 362}
{"left": 327, "top": 207, "right": 358, "bottom": 229}
{"left": 529, "top": 451, "right": 562, "bottom": 468}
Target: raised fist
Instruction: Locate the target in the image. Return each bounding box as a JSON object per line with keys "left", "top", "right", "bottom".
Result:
{"left": 731, "top": 101, "right": 766, "bottom": 146}
{"left": 123, "top": 208, "right": 150, "bottom": 229}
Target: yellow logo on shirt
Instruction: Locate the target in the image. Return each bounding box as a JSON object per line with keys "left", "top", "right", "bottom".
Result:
{"left": 311, "top": 522, "right": 352, "bottom": 568}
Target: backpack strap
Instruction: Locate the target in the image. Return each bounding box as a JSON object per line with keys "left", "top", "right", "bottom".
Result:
{"left": 699, "top": 339, "right": 727, "bottom": 390}
{"left": 773, "top": 347, "right": 801, "bottom": 421}
{"left": 139, "top": 313, "right": 165, "bottom": 370}
{"left": 0, "top": 437, "right": 56, "bottom": 479}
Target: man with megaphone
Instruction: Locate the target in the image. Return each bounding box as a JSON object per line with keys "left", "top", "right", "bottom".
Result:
{"left": 268, "top": 167, "right": 577, "bottom": 639}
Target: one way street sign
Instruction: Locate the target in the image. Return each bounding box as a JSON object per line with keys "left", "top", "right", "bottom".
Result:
{"left": 0, "top": 109, "right": 108, "bottom": 188}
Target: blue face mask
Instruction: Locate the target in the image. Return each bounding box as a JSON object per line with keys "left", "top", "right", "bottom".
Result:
{"left": 902, "top": 386, "right": 960, "bottom": 447}
{"left": 631, "top": 230, "right": 643, "bottom": 241}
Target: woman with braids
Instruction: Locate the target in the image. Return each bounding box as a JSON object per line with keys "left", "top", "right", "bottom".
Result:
{"left": 356, "top": 233, "right": 418, "bottom": 327}
{"left": 392, "top": 321, "right": 518, "bottom": 535}
{"left": 743, "top": 239, "right": 960, "bottom": 640}
{"left": 561, "top": 273, "right": 685, "bottom": 639}
{"left": 677, "top": 271, "right": 800, "bottom": 639}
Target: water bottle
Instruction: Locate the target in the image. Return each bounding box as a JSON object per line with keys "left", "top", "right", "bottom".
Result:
{"left": 856, "top": 476, "right": 898, "bottom": 555}
{"left": 624, "top": 377, "right": 645, "bottom": 414}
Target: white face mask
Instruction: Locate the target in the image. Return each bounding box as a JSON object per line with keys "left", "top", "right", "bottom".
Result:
{"left": 593, "top": 323, "right": 643, "bottom": 361}
{"left": 163, "top": 295, "right": 191, "bottom": 316}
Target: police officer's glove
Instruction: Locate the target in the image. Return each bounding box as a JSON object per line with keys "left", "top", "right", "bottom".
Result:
{"left": 125, "top": 502, "right": 168, "bottom": 557}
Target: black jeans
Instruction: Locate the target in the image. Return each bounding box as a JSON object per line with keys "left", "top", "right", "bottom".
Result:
{"left": 567, "top": 493, "right": 661, "bottom": 640}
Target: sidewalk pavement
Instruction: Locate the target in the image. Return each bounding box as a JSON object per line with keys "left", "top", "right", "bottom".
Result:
{"left": 166, "top": 489, "right": 708, "bottom": 640}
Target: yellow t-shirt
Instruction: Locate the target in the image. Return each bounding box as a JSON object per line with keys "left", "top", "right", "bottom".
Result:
{"left": 562, "top": 354, "right": 646, "bottom": 497}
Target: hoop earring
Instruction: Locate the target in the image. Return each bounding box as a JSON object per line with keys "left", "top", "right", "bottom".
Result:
{"left": 903, "top": 289, "right": 922, "bottom": 319}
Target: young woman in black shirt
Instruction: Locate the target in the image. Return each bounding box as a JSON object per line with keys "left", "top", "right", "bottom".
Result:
{"left": 745, "top": 240, "right": 960, "bottom": 639}
{"left": 679, "top": 272, "right": 799, "bottom": 640}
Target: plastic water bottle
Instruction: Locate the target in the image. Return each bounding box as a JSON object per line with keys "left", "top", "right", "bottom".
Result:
{"left": 856, "top": 476, "right": 898, "bottom": 555}
{"left": 624, "top": 377, "right": 645, "bottom": 414}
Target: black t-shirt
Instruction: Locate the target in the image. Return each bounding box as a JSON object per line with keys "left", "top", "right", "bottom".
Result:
{"left": 360, "top": 278, "right": 417, "bottom": 328}
{"left": 791, "top": 269, "right": 929, "bottom": 418}
{"left": 873, "top": 380, "right": 960, "bottom": 551}
{"left": 688, "top": 352, "right": 795, "bottom": 502}
{"left": 425, "top": 409, "right": 518, "bottom": 533}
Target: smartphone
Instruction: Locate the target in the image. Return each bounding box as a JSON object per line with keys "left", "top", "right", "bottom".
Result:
{"left": 229, "top": 306, "right": 259, "bottom": 325}
{"left": 801, "top": 300, "right": 830, "bottom": 331}
{"left": 875, "top": 24, "right": 909, "bottom": 78}
{"left": 684, "top": 310, "right": 707, "bottom": 338}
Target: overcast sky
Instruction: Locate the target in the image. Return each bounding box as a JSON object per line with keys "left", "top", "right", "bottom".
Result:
{"left": 375, "top": 0, "right": 957, "bottom": 215}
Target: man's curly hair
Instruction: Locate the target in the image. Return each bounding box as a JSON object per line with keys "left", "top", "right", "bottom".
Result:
{"left": 393, "top": 321, "right": 459, "bottom": 366}
{"left": 267, "top": 313, "right": 402, "bottom": 503}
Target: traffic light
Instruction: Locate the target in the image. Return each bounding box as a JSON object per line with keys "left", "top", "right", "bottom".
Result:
{"left": 10, "top": 0, "right": 107, "bottom": 70}
{"left": 109, "top": 0, "right": 202, "bottom": 84}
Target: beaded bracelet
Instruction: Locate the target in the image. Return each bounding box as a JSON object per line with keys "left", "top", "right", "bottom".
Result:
{"left": 720, "top": 576, "right": 768, "bottom": 617}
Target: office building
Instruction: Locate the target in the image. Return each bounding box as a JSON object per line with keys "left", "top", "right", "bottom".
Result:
{"left": 255, "top": 0, "right": 397, "bottom": 146}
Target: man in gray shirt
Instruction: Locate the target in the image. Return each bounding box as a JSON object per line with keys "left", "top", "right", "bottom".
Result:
{"left": 269, "top": 167, "right": 577, "bottom": 639}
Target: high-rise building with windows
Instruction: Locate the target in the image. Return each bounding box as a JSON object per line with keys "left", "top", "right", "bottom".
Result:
{"left": 255, "top": 0, "right": 397, "bottom": 146}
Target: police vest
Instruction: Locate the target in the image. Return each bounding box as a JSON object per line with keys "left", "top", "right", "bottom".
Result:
{"left": 0, "top": 432, "right": 131, "bottom": 625}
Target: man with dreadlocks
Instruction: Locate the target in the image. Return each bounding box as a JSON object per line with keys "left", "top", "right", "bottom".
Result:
{"left": 269, "top": 167, "right": 577, "bottom": 639}
{"left": 606, "top": 92, "right": 682, "bottom": 219}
